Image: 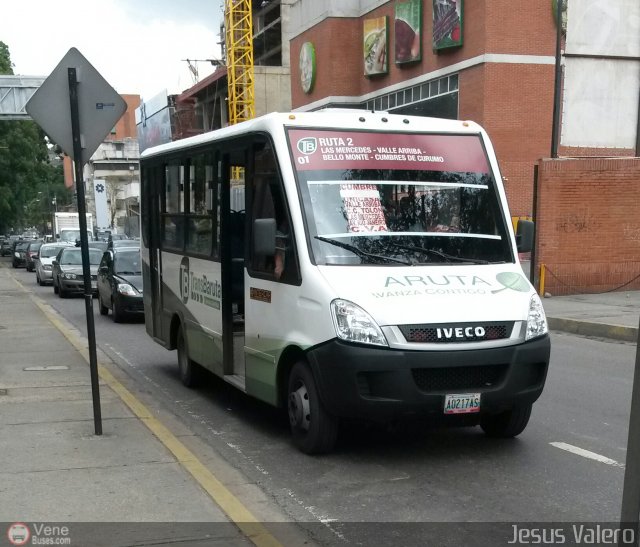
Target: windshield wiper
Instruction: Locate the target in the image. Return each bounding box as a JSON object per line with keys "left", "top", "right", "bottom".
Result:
{"left": 390, "top": 243, "right": 490, "bottom": 265}
{"left": 315, "top": 236, "right": 411, "bottom": 265}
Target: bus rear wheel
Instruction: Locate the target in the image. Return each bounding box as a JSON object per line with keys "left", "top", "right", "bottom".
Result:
{"left": 176, "top": 325, "right": 200, "bottom": 388}
{"left": 287, "top": 361, "right": 338, "bottom": 454}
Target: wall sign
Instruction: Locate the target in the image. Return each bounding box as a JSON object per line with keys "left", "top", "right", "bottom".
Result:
{"left": 364, "top": 16, "right": 389, "bottom": 76}
{"left": 433, "top": 0, "right": 463, "bottom": 51}
{"left": 299, "top": 42, "right": 316, "bottom": 94}
{"left": 395, "top": 0, "right": 422, "bottom": 64}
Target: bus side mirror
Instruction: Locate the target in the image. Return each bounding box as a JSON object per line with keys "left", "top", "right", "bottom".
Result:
{"left": 515, "top": 219, "right": 534, "bottom": 253}
{"left": 253, "top": 218, "right": 276, "bottom": 256}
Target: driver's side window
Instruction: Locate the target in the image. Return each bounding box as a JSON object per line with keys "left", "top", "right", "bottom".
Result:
{"left": 248, "top": 141, "right": 299, "bottom": 284}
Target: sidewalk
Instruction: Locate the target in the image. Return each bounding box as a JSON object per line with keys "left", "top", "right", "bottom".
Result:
{"left": 0, "top": 266, "right": 290, "bottom": 546}
{"left": 542, "top": 291, "right": 639, "bottom": 343}
{"left": 521, "top": 259, "right": 639, "bottom": 343}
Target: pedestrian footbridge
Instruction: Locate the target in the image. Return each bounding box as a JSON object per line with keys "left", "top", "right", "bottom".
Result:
{"left": 0, "top": 75, "right": 45, "bottom": 119}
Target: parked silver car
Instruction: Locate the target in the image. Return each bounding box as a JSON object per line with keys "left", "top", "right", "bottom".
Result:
{"left": 35, "top": 243, "right": 73, "bottom": 285}
{"left": 51, "top": 247, "right": 103, "bottom": 297}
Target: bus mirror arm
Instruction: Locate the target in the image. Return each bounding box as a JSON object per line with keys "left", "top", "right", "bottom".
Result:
{"left": 254, "top": 218, "right": 277, "bottom": 256}
{"left": 515, "top": 219, "right": 534, "bottom": 253}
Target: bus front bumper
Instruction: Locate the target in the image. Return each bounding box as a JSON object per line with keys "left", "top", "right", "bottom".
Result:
{"left": 305, "top": 336, "right": 550, "bottom": 422}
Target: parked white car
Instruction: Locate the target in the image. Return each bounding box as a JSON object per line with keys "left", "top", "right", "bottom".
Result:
{"left": 35, "top": 243, "right": 73, "bottom": 286}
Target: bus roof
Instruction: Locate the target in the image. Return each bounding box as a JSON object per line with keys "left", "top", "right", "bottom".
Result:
{"left": 139, "top": 111, "right": 485, "bottom": 160}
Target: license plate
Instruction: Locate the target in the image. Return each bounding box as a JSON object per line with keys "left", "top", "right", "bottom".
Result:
{"left": 444, "top": 393, "right": 480, "bottom": 414}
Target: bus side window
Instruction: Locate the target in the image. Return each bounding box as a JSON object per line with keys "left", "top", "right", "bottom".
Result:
{"left": 249, "top": 143, "right": 298, "bottom": 284}
{"left": 162, "top": 162, "right": 186, "bottom": 251}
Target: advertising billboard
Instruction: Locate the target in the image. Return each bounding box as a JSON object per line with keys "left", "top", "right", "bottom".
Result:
{"left": 364, "top": 16, "right": 389, "bottom": 76}
{"left": 433, "top": 0, "right": 463, "bottom": 51}
{"left": 395, "top": 0, "right": 422, "bottom": 64}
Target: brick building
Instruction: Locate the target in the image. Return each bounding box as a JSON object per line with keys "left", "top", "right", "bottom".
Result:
{"left": 287, "top": 0, "right": 640, "bottom": 294}
{"left": 288, "top": 0, "right": 562, "bottom": 218}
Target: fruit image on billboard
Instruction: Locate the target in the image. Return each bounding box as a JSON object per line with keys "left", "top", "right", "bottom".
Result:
{"left": 395, "top": 0, "right": 422, "bottom": 64}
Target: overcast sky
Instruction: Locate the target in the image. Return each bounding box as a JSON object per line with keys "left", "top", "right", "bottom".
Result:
{"left": 1, "top": 0, "right": 224, "bottom": 100}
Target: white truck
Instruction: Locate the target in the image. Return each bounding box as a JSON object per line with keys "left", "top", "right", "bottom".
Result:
{"left": 54, "top": 212, "right": 94, "bottom": 243}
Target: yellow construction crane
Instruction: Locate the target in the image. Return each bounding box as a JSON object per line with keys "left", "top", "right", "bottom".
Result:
{"left": 224, "top": 0, "right": 255, "bottom": 126}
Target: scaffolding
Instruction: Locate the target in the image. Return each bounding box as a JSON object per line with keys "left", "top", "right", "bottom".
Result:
{"left": 224, "top": 0, "right": 255, "bottom": 126}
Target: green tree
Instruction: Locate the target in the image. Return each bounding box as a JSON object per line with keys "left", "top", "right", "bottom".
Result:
{"left": 0, "top": 42, "right": 12, "bottom": 74}
{"left": 0, "top": 41, "right": 68, "bottom": 235}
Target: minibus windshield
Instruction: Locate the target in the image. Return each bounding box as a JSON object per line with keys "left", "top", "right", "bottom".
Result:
{"left": 288, "top": 128, "right": 513, "bottom": 266}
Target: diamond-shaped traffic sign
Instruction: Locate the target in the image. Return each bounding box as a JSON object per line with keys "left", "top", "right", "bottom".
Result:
{"left": 25, "top": 47, "right": 127, "bottom": 166}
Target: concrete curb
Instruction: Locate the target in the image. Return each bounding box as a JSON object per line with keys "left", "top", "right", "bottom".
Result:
{"left": 548, "top": 317, "right": 639, "bottom": 343}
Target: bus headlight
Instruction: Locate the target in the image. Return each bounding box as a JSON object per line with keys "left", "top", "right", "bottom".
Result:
{"left": 331, "top": 299, "right": 388, "bottom": 347}
{"left": 526, "top": 293, "right": 548, "bottom": 341}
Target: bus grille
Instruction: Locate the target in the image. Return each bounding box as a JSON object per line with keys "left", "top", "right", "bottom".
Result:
{"left": 399, "top": 322, "right": 513, "bottom": 343}
{"left": 412, "top": 364, "right": 508, "bottom": 392}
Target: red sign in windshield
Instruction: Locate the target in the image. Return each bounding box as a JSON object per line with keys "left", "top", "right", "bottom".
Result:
{"left": 288, "top": 129, "right": 490, "bottom": 173}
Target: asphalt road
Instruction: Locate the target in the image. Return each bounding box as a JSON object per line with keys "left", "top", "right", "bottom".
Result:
{"left": 6, "top": 258, "right": 637, "bottom": 545}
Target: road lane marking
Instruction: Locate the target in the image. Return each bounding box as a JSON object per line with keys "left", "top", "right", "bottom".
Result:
{"left": 550, "top": 441, "right": 625, "bottom": 468}
{"left": 10, "top": 273, "right": 283, "bottom": 547}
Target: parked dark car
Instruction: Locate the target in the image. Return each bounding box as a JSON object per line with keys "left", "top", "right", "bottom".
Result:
{"left": 107, "top": 236, "right": 136, "bottom": 250}
{"left": 0, "top": 239, "right": 11, "bottom": 256}
{"left": 25, "top": 241, "right": 43, "bottom": 272}
{"left": 52, "top": 247, "right": 103, "bottom": 298}
{"left": 97, "top": 247, "right": 143, "bottom": 322}
{"left": 89, "top": 241, "right": 109, "bottom": 252}
{"left": 12, "top": 241, "right": 32, "bottom": 268}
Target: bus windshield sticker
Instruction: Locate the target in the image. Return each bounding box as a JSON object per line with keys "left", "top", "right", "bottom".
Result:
{"left": 339, "top": 184, "right": 388, "bottom": 233}
{"left": 288, "top": 129, "right": 489, "bottom": 173}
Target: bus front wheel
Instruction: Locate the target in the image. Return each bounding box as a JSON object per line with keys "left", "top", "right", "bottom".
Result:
{"left": 287, "top": 361, "right": 338, "bottom": 454}
{"left": 177, "top": 325, "right": 200, "bottom": 388}
{"left": 480, "top": 403, "right": 532, "bottom": 438}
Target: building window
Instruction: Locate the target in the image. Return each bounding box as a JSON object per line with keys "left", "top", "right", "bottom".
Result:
{"left": 361, "top": 74, "right": 459, "bottom": 119}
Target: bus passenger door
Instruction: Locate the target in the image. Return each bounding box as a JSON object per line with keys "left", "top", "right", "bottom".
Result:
{"left": 221, "top": 151, "right": 247, "bottom": 388}
{"left": 142, "top": 164, "right": 163, "bottom": 341}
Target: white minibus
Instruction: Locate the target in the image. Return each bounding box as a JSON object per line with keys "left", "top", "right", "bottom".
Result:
{"left": 140, "top": 111, "right": 550, "bottom": 454}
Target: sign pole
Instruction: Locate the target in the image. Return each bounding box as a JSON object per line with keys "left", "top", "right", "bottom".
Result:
{"left": 68, "top": 67, "right": 102, "bottom": 436}
{"left": 620, "top": 317, "right": 640, "bottom": 545}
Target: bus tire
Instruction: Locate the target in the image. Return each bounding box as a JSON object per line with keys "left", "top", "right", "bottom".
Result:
{"left": 287, "top": 361, "right": 338, "bottom": 454}
{"left": 177, "top": 324, "right": 200, "bottom": 388}
{"left": 480, "top": 403, "right": 532, "bottom": 438}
